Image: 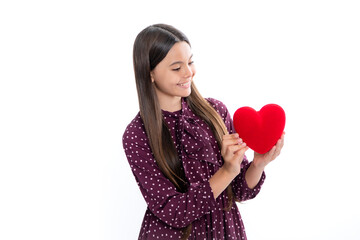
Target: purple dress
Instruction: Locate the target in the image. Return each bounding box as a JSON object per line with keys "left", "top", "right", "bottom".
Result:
{"left": 122, "top": 97, "right": 266, "bottom": 240}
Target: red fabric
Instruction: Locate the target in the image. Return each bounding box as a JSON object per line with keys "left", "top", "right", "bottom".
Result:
{"left": 233, "top": 104, "right": 286, "bottom": 154}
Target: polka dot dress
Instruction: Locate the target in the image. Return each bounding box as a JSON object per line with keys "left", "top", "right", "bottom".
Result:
{"left": 123, "top": 98, "right": 266, "bottom": 240}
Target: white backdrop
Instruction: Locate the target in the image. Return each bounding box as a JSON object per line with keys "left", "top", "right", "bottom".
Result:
{"left": 1, "top": 0, "right": 359, "bottom": 239}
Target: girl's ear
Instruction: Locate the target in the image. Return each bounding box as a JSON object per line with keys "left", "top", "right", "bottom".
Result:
{"left": 150, "top": 72, "right": 155, "bottom": 83}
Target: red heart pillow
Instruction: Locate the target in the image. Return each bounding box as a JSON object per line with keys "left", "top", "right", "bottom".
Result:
{"left": 233, "top": 104, "right": 286, "bottom": 154}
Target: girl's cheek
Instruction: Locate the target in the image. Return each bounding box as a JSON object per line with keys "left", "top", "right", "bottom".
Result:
{"left": 192, "top": 66, "right": 196, "bottom": 76}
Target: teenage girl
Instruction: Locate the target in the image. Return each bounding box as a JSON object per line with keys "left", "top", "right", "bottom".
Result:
{"left": 123, "top": 23, "right": 285, "bottom": 240}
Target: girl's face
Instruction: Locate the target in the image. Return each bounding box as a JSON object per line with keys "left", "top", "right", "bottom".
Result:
{"left": 151, "top": 41, "right": 196, "bottom": 110}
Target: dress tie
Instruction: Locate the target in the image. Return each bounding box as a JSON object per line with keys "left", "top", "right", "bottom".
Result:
{"left": 177, "top": 113, "right": 220, "bottom": 166}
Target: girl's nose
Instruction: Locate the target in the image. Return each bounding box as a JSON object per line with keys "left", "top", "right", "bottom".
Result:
{"left": 183, "top": 65, "right": 193, "bottom": 78}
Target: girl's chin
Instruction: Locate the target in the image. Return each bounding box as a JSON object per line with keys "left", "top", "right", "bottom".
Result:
{"left": 179, "top": 89, "right": 191, "bottom": 97}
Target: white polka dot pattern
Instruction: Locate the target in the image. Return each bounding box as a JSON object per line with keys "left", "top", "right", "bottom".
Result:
{"left": 122, "top": 98, "right": 266, "bottom": 239}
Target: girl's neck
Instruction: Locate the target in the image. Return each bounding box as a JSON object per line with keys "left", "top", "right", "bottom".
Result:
{"left": 159, "top": 96, "right": 182, "bottom": 113}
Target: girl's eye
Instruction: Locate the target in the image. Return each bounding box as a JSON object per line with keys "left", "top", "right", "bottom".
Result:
{"left": 172, "top": 61, "right": 194, "bottom": 71}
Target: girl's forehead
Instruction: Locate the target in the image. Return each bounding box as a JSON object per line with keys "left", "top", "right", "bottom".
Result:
{"left": 164, "top": 42, "right": 192, "bottom": 62}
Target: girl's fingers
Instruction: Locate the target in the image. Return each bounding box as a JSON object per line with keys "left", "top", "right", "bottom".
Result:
{"left": 223, "top": 138, "right": 242, "bottom": 144}
{"left": 273, "top": 139, "right": 284, "bottom": 159}
{"left": 234, "top": 146, "right": 249, "bottom": 155}
{"left": 276, "top": 137, "right": 284, "bottom": 157}
{"left": 222, "top": 133, "right": 239, "bottom": 140}
{"left": 223, "top": 138, "right": 243, "bottom": 147}
{"left": 276, "top": 135, "right": 284, "bottom": 151}
{"left": 280, "top": 136, "right": 285, "bottom": 148}
{"left": 269, "top": 145, "right": 276, "bottom": 156}
{"left": 229, "top": 142, "right": 247, "bottom": 153}
{"left": 222, "top": 134, "right": 248, "bottom": 159}
{"left": 223, "top": 142, "right": 246, "bottom": 156}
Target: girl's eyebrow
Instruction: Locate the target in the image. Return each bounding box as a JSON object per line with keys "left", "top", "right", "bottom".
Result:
{"left": 169, "top": 54, "right": 193, "bottom": 67}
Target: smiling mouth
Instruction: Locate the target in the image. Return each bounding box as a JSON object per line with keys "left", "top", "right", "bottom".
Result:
{"left": 177, "top": 81, "right": 191, "bottom": 86}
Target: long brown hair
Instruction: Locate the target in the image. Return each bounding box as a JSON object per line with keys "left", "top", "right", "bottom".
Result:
{"left": 133, "top": 23, "right": 237, "bottom": 239}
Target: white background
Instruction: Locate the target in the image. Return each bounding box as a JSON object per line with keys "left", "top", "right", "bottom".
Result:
{"left": 1, "top": 0, "right": 359, "bottom": 239}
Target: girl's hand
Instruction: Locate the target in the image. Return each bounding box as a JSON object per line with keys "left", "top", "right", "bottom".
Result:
{"left": 221, "top": 133, "right": 249, "bottom": 176}
{"left": 253, "top": 132, "right": 285, "bottom": 169}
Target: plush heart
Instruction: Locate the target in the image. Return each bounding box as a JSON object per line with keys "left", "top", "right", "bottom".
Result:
{"left": 233, "top": 104, "right": 286, "bottom": 154}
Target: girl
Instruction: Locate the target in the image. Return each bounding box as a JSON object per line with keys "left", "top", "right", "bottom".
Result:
{"left": 122, "top": 24, "right": 285, "bottom": 240}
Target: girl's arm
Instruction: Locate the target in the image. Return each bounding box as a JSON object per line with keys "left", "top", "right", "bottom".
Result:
{"left": 210, "top": 133, "right": 248, "bottom": 199}
{"left": 209, "top": 167, "right": 238, "bottom": 199}
{"left": 206, "top": 98, "right": 266, "bottom": 200}
{"left": 244, "top": 163, "right": 265, "bottom": 189}
{"left": 245, "top": 132, "right": 285, "bottom": 189}
{"left": 123, "top": 123, "right": 217, "bottom": 229}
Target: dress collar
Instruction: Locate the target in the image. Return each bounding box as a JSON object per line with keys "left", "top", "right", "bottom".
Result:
{"left": 161, "top": 97, "right": 220, "bottom": 166}
{"left": 161, "top": 98, "right": 195, "bottom": 119}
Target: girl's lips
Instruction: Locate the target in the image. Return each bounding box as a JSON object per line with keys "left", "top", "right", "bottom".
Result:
{"left": 177, "top": 81, "right": 191, "bottom": 88}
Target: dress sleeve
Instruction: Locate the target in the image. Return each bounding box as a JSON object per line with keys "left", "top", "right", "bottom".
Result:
{"left": 122, "top": 121, "right": 217, "bottom": 229}
{"left": 231, "top": 155, "right": 266, "bottom": 201}
{"left": 206, "top": 98, "right": 266, "bottom": 201}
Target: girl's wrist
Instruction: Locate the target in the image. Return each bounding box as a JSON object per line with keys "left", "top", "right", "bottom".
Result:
{"left": 209, "top": 165, "right": 238, "bottom": 199}
{"left": 249, "top": 160, "right": 265, "bottom": 173}
{"left": 222, "top": 162, "right": 240, "bottom": 177}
